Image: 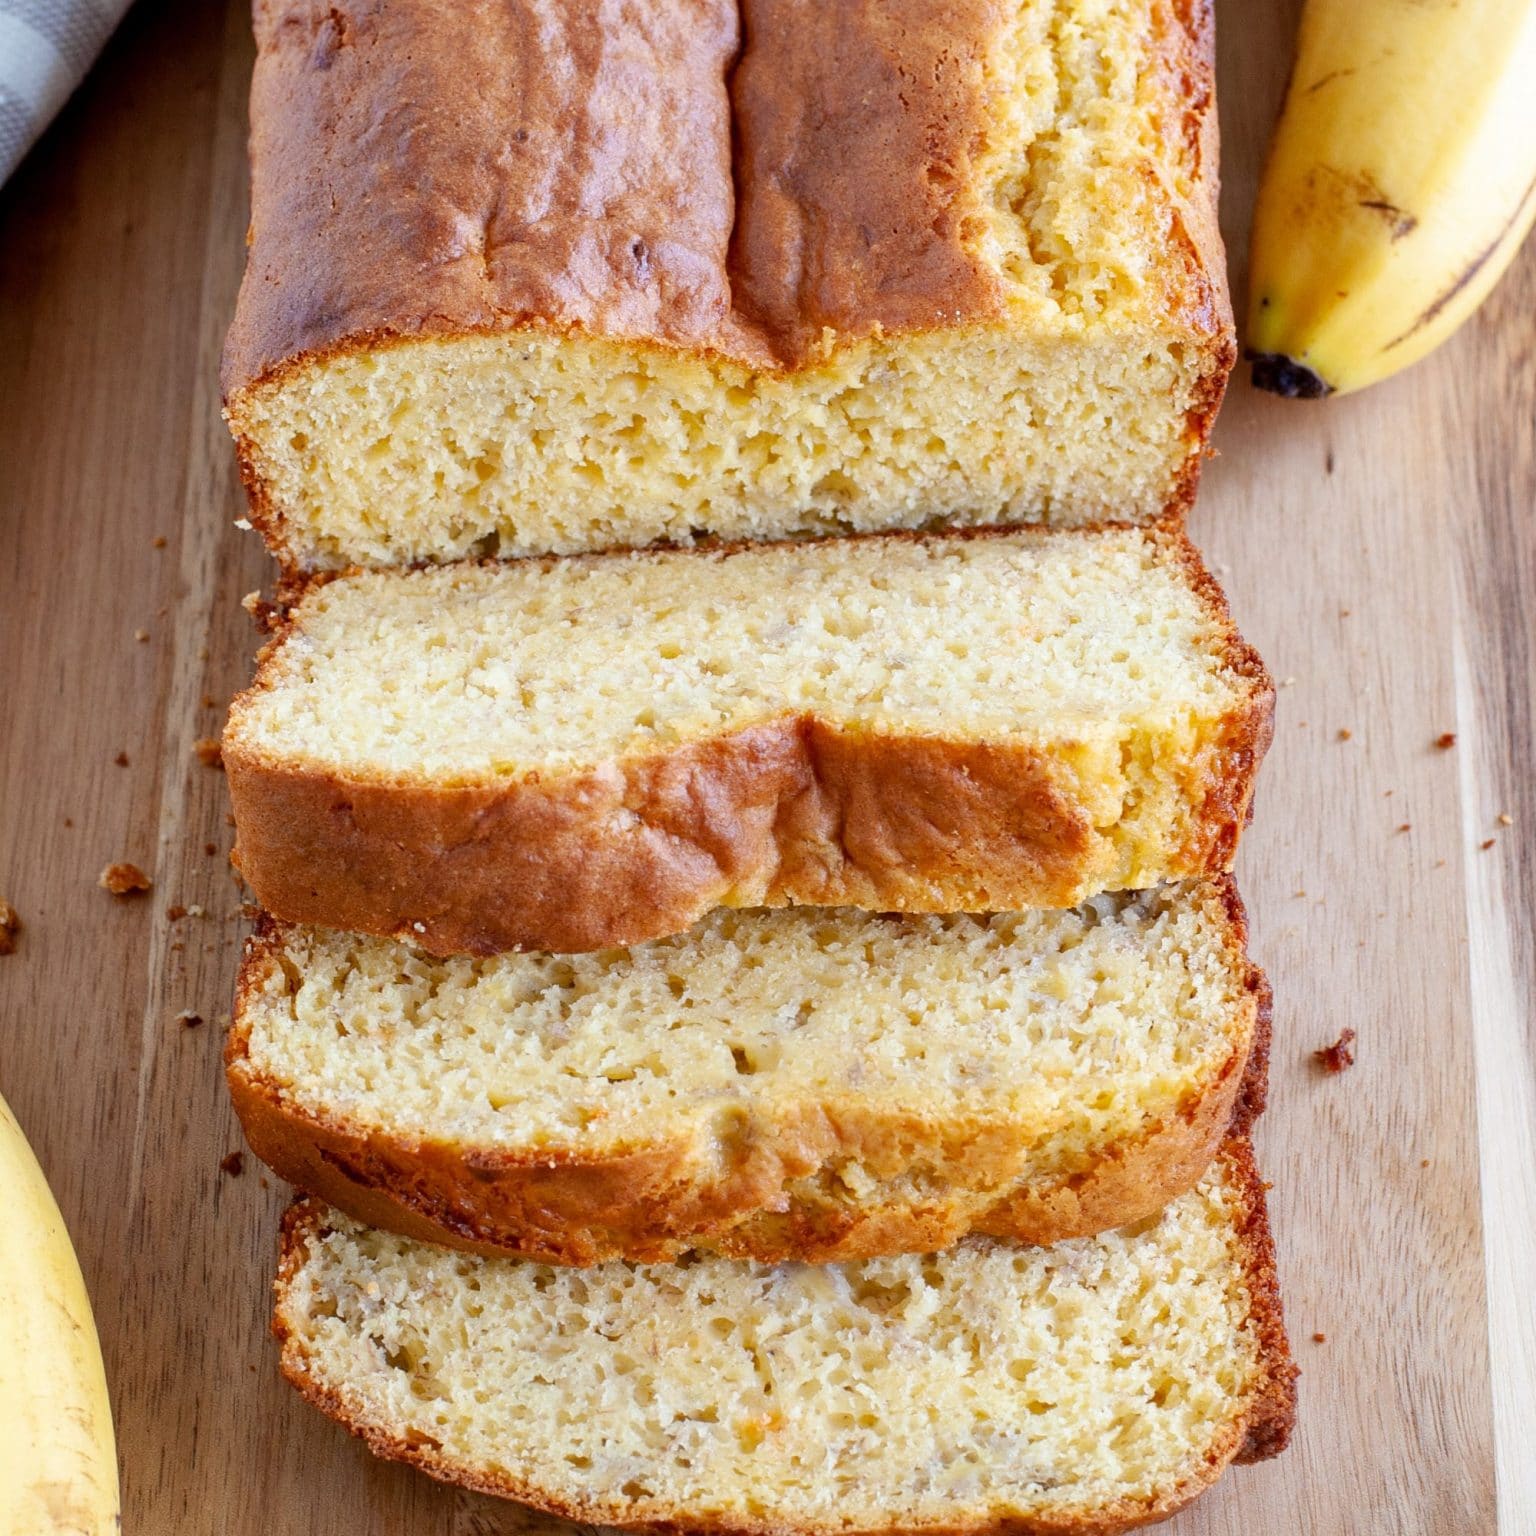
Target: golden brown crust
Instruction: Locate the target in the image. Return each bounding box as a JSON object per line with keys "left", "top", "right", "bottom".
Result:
{"left": 229, "top": 885, "right": 1268, "bottom": 1262}
{"left": 1219, "top": 1138, "right": 1300, "bottom": 1463}
{"left": 224, "top": 0, "right": 1022, "bottom": 394}
{"left": 224, "top": 720, "right": 1098, "bottom": 955}
{"left": 271, "top": 1135, "right": 1295, "bottom": 1534}
{"left": 222, "top": 0, "right": 754, "bottom": 395}
{"left": 225, "top": 0, "right": 1231, "bottom": 386}
{"left": 1141, "top": 0, "right": 1235, "bottom": 522}
{"left": 237, "top": 1074, "right": 1247, "bottom": 1266}
{"left": 725, "top": 0, "right": 1006, "bottom": 362}
{"left": 224, "top": 527, "right": 1273, "bottom": 956}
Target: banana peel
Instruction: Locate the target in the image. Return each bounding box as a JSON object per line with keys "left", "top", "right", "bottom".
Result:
{"left": 0, "top": 1089, "right": 119, "bottom": 1535}
{"left": 1248, "top": 0, "right": 1536, "bottom": 397}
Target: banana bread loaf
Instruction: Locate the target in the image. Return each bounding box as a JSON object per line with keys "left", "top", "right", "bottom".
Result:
{"left": 223, "top": 0, "right": 1233, "bottom": 572}
{"left": 273, "top": 1137, "right": 1295, "bottom": 1532}
{"left": 223, "top": 526, "right": 1273, "bottom": 954}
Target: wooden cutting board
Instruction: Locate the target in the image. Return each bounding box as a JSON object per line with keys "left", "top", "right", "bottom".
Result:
{"left": 0, "top": 1, "right": 1529, "bottom": 1530}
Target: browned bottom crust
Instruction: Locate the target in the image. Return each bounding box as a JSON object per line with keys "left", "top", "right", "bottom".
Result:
{"left": 230, "top": 885, "right": 1270, "bottom": 1264}
{"left": 272, "top": 1136, "right": 1297, "bottom": 1536}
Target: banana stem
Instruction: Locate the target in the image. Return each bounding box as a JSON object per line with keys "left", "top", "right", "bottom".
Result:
{"left": 1248, "top": 353, "right": 1332, "bottom": 399}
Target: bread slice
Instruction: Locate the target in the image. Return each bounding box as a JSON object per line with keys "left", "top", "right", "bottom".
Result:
{"left": 273, "top": 1138, "right": 1295, "bottom": 1533}
{"left": 223, "top": 0, "right": 1231, "bottom": 572}
{"left": 229, "top": 880, "right": 1268, "bottom": 1265}
{"left": 224, "top": 527, "right": 1273, "bottom": 956}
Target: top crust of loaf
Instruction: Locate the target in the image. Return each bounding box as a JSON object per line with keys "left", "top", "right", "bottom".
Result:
{"left": 222, "top": 0, "right": 1230, "bottom": 394}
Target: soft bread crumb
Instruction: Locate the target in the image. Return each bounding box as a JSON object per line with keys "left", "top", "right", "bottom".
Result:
{"left": 274, "top": 1149, "right": 1288, "bottom": 1528}
{"left": 240, "top": 329, "right": 1214, "bottom": 570}
{"left": 229, "top": 530, "right": 1254, "bottom": 781}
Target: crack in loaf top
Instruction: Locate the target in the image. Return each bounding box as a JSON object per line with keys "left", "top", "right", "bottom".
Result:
{"left": 224, "top": 0, "right": 1215, "bottom": 391}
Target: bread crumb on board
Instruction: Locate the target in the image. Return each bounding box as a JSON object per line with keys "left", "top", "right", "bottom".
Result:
{"left": 219, "top": 1151, "right": 245, "bottom": 1177}
{"left": 1435, "top": 732, "right": 1457, "bottom": 750}
{"left": 176, "top": 1010, "right": 204, "bottom": 1029}
{"left": 1313, "top": 1029, "right": 1356, "bottom": 1074}
{"left": 100, "top": 862, "right": 153, "bottom": 896}
{"left": 194, "top": 737, "right": 224, "bottom": 768}
{"left": 0, "top": 899, "right": 20, "bottom": 955}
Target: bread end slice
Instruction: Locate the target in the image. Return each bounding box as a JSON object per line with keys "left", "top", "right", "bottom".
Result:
{"left": 273, "top": 1138, "right": 1295, "bottom": 1534}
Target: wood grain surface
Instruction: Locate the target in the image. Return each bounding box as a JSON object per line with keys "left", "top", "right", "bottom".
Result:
{"left": 0, "top": 1, "right": 1530, "bottom": 1531}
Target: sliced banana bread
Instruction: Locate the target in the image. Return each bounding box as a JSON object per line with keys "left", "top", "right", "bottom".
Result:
{"left": 274, "top": 1138, "right": 1295, "bottom": 1533}
{"left": 224, "top": 0, "right": 1231, "bottom": 572}
{"left": 224, "top": 527, "right": 1273, "bottom": 955}
{"left": 229, "top": 880, "right": 1269, "bottom": 1264}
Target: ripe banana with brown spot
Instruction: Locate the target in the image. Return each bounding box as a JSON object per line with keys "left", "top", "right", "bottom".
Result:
{"left": 1248, "top": 0, "right": 1536, "bottom": 397}
{"left": 0, "top": 1088, "right": 119, "bottom": 1535}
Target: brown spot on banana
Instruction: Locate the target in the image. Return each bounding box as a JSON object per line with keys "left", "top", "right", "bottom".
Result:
{"left": 1303, "top": 67, "right": 1356, "bottom": 95}
{"left": 1384, "top": 166, "right": 1536, "bottom": 351}
{"left": 1356, "top": 200, "right": 1417, "bottom": 240}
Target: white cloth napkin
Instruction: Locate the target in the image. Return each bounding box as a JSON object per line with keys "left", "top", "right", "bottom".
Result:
{"left": 0, "top": 0, "right": 133, "bottom": 186}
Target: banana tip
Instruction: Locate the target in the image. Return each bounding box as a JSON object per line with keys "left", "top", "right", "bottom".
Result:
{"left": 1248, "top": 352, "right": 1332, "bottom": 400}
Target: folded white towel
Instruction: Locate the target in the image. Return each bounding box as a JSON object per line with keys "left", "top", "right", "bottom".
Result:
{"left": 0, "top": 0, "right": 133, "bottom": 186}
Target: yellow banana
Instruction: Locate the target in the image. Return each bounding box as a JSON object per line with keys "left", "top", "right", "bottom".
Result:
{"left": 1248, "top": 0, "right": 1536, "bottom": 397}
{"left": 0, "top": 1088, "right": 118, "bottom": 1535}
